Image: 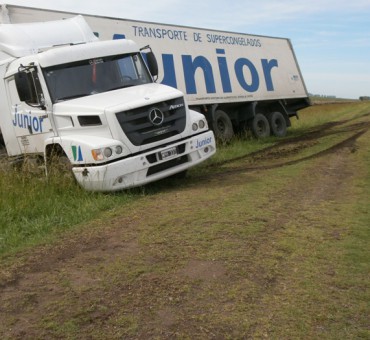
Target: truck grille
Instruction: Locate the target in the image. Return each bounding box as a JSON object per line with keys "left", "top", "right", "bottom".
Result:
{"left": 116, "top": 97, "right": 186, "bottom": 146}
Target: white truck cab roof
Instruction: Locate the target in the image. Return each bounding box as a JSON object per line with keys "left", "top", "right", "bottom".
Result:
{"left": 0, "top": 15, "right": 98, "bottom": 58}
{"left": 4, "top": 39, "right": 140, "bottom": 77}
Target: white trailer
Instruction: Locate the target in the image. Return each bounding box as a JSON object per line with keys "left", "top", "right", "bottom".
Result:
{"left": 0, "top": 4, "right": 310, "bottom": 141}
{"left": 0, "top": 9, "right": 216, "bottom": 191}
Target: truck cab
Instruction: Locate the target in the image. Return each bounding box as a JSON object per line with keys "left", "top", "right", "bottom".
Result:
{"left": 0, "top": 16, "right": 216, "bottom": 191}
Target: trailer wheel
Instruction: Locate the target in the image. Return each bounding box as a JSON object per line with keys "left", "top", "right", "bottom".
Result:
{"left": 268, "top": 111, "right": 287, "bottom": 137}
{"left": 212, "top": 110, "right": 234, "bottom": 142}
{"left": 250, "top": 113, "right": 270, "bottom": 138}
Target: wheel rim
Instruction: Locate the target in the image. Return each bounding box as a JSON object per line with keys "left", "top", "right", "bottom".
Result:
{"left": 257, "top": 121, "right": 266, "bottom": 134}
{"left": 269, "top": 112, "right": 287, "bottom": 137}
{"left": 217, "top": 119, "right": 226, "bottom": 133}
{"left": 251, "top": 113, "right": 270, "bottom": 138}
{"left": 274, "top": 118, "right": 283, "bottom": 132}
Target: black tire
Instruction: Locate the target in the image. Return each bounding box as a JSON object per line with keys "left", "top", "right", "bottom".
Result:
{"left": 46, "top": 148, "right": 74, "bottom": 180}
{"left": 250, "top": 113, "right": 270, "bottom": 138}
{"left": 212, "top": 110, "right": 234, "bottom": 143}
{"left": 170, "top": 170, "right": 188, "bottom": 179}
{"left": 268, "top": 111, "right": 287, "bottom": 137}
{"left": 0, "top": 131, "right": 4, "bottom": 148}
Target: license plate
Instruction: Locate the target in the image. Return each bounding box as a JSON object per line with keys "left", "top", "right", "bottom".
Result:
{"left": 159, "top": 146, "right": 178, "bottom": 160}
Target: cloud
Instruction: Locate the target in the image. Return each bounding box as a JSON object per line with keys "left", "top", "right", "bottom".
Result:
{"left": 4, "top": 0, "right": 370, "bottom": 98}
{"left": 5, "top": 0, "right": 370, "bottom": 30}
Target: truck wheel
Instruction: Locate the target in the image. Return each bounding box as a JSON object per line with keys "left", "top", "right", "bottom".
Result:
{"left": 212, "top": 110, "right": 234, "bottom": 142}
{"left": 250, "top": 113, "right": 270, "bottom": 138}
{"left": 170, "top": 170, "right": 188, "bottom": 179}
{"left": 0, "top": 132, "right": 4, "bottom": 148}
{"left": 48, "top": 155, "right": 72, "bottom": 175}
{"left": 46, "top": 148, "right": 74, "bottom": 180}
{"left": 268, "top": 111, "right": 287, "bottom": 137}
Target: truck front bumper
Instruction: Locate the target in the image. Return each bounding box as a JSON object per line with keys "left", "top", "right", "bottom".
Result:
{"left": 72, "top": 130, "right": 216, "bottom": 191}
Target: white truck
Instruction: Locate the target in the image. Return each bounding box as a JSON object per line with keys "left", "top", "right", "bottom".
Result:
{"left": 0, "top": 10, "right": 216, "bottom": 191}
{"left": 0, "top": 4, "right": 310, "bottom": 141}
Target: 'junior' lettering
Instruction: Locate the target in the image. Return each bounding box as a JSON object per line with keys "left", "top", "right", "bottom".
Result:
{"left": 12, "top": 111, "right": 44, "bottom": 133}
{"left": 159, "top": 49, "right": 278, "bottom": 95}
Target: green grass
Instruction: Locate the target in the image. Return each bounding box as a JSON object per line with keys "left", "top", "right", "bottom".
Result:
{"left": 0, "top": 101, "right": 369, "bottom": 338}
{"left": 291, "top": 101, "right": 370, "bottom": 133}
{"left": 1, "top": 102, "right": 369, "bottom": 257}
{"left": 0, "top": 169, "right": 136, "bottom": 256}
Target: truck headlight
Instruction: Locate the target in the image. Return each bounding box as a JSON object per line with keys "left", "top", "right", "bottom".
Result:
{"left": 92, "top": 145, "right": 122, "bottom": 161}
{"left": 115, "top": 145, "right": 123, "bottom": 154}
{"left": 192, "top": 119, "right": 207, "bottom": 132}
{"left": 104, "top": 147, "right": 113, "bottom": 158}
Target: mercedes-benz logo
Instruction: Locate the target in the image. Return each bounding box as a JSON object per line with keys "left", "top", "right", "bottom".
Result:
{"left": 148, "top": 108, "right": 164, "bottom": 126}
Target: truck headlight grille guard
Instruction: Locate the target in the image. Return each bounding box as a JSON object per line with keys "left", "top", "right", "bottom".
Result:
{"left": 115, "top": 97, "right": 187, "bottom": 146}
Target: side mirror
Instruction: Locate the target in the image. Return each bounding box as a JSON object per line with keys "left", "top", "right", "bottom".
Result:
{"left": 146, "top": 51, "right": 158, "bottom": 78}
{"left": 15, "top": 71, "right": 33, "bottom": 102}
{"left": 140, "top": 45, "right": 158, "bottom": 79}
{"left": 14, "top": 65, "right": 45, "bottom": 109}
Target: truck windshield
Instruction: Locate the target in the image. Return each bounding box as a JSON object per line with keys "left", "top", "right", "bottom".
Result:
{"left": 43, "top": 53, "right": 152, "bottom": 103}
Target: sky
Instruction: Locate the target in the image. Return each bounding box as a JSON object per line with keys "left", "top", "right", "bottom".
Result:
{"left": 3, "top": 0, "right": 370, "bottom": 99}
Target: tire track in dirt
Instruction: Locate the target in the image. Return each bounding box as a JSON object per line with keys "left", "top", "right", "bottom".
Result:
{"left": 240, "top": 145, "right": 362, "bottom": 338}
{"left": 0, "top": 111, "right": 369, "bottom": 338}
{"left": 204, "top": 117, "right": 370, "bottom": 180}
{"left": 217, "top": 127, "right": 367, "bottom": 175}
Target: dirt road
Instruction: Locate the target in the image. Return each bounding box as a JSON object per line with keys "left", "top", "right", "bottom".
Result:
{"left": 1, "top": 111, "right": 369, "bottom": 339}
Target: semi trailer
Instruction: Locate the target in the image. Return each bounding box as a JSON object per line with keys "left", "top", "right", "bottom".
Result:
{"left": 0, "top": 4, "right": 310, "bottom": 141}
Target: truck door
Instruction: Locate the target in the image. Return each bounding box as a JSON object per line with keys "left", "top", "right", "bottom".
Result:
{"left": 6, "top": 70, "right": 54, "bottom": 155}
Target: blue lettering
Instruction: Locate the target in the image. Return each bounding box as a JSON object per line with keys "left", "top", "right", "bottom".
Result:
{"left": 161, "top": 54, "right": 177, "bottom": 88}
{"left": 32, "top": 116, "right": 39, "bottom": 132}
{"left": 262, "top": 59, "right": 278, "bottom": 91}
{"left": 143, "top": 47, "right": 278, "bottom": 95}
{"left": 24, "top": 114, "right": 30, "bottom": 129}
{"left": 11, "top": 110, "right": 44, "bottom": 133}
{"left": 17, "top": 113, "right": 23, "bottom": 128}
{"left": 196, "top": 136, "right": 212, "bottom": 148}
{"left": 132, "top": 25, "right": 188, "bottom": 41}
{"left": 164, "top": 50, "right": 277, "bottom": 95}
{"left": 12, "top": 105, "right": 17, "bottom": 126}
{"left": 113, "top": 34, "right": 125, "bottom": 39}
{"left": 216, "top": 49, "right": 232, "bottom": 93}
{"left": 234, "top": 58, "right": 259, "bottom": 92}
{"left": 182, "top": 55, "right": 216, "bottom": 94}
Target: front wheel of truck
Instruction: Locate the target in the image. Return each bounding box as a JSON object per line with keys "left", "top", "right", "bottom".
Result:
{"left": 46, "top": 145, "right": 74, "bottom": 181}
{"left": 170, "top": 170, "right": 188, "bottom": 179}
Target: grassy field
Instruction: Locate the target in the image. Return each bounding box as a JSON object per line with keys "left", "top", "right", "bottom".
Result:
{"left": 0, "top": 119, "right": 280, "bottom": 256}
{"left": 0, "top": 101, "right": 369, "bottom": 338}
